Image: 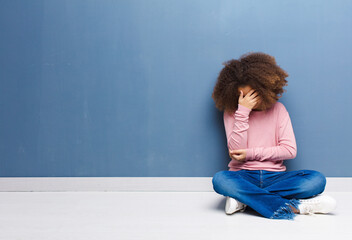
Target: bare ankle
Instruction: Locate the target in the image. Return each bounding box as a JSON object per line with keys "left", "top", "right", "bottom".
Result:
{"left": 289, "top": 205, "right": 300, "bottom": 214}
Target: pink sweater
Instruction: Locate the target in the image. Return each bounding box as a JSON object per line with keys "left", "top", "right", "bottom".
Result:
{"left": 224, "top": 101, "right": 297, "bottom": 172}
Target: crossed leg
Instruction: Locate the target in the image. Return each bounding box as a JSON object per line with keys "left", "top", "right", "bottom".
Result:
{"left": 212, "top": 169, "right": 327, "bottom": 219}
{"left": 212, "top": 170, "right": 302, "bottom": 219}
{"left": 262, "top": 169, "right": 327, "bottom": 213}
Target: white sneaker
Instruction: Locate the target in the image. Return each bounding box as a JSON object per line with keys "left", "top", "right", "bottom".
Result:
{"left": 298, "top": 194, "right": 337, "bottom": 215}
{"left": 225, "top": 196, "right": 247, "bottom": 215}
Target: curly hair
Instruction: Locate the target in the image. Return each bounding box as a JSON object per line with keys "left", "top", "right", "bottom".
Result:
{"left": 212, "top": 52, "right": 289, "bottom": 115}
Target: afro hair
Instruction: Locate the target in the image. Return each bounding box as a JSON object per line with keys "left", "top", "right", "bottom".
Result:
{"left": 212, "top": 52, "right": 289, "bottom": 115}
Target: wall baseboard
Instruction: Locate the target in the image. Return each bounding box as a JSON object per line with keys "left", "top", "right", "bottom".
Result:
{"left": 0, "top": 177, "right": 350, "bottom": 192}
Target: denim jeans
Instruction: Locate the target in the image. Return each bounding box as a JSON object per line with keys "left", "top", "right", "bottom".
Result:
{"left": 212, "top": 169, "right": 327, "bottom": 220}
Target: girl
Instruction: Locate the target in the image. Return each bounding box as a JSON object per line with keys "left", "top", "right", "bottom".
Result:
{"left": 211, "top": 52, "right": 336, "bottom": 220}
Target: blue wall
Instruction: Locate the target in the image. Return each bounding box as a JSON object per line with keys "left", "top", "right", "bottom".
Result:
{"left": 0, "top": 0, "right": 351, "bottom": 177}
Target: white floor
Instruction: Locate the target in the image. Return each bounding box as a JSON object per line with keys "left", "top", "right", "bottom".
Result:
{"left": 0, "top": 191, "right": 351, "bottom": 240}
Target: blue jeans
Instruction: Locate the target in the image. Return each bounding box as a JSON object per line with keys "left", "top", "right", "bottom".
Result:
{"left": 212, "top": 169, "right": 327, "bottom": 220}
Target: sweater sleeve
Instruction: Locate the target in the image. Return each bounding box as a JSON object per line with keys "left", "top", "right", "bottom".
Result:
{"left": 224, "top": 104, "right": 252, "bottom": 151}
{"left": 245, "top": 108, "right": 297, "bottom": 161}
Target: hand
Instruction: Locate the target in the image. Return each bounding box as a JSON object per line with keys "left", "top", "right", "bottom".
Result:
{"left": 238, "top": 89, "right": 261, "bottom": 110}
{"left": 229, "top": 149, "right": 247, "bottom": 161}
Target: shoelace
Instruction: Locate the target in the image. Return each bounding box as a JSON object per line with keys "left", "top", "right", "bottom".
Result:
{"left": 303, "top": 205, "right": 316, "bottom": 215}
{"left": 299, "top": 199, "right": 320, "bottom": 215}
{"left": 300, "top": 199, "right": 320, "bottom": 203}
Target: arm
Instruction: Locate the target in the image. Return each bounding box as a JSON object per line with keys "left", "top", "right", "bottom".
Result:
{"left": 245, "top": 109, "right": 297, "bottom": 161}
{"left": 224, "top": 104, "right": 252, "bottom": 151}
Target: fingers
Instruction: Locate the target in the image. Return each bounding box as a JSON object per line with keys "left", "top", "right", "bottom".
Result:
{"left": 246, "top": 90, "right": 261, "bottom": 104}
{"left": 230, "top": 149, "right": 244, "bottom": 156}
{"left": 229, "top": 149, "right": 245, "bottom": 161}
{"left": 230, "top": 155, "right": 244, "bottom": 161}
{"left": 239, "top": 89, "right": 260, "bottom": 101}
{"left": 246, "top": 90, "right": 258, "bottom": 98}
{"left": 250, "top": 95, "right": 260, "bottom": 104}
{"left": 248, "top": 89, "right": 256, "bottom": 95}
{"left": 241, "top": 90, "right": 258, "bottom": 101}
{"left": 243, "top": 89, "right": 255, "bottom": 97}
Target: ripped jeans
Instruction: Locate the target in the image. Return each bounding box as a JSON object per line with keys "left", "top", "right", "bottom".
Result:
{"left": 212, "top": 169, "right": 327, "bottom": 220}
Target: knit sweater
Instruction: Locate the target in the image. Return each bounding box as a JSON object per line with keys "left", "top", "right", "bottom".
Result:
{"left": 224, "top": 101, "right": 297, "bottom": 172}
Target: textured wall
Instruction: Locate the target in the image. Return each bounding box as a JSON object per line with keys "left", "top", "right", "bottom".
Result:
{"left": 0, "top": 0, "right": 351, "bottom": 177}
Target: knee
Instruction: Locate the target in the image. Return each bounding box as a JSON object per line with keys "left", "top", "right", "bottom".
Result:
{"left": 212, "top": 170, "right": 227, "bottom": 191}
{"left": 301, "top": 170, "right": 326, "bottom": 195}
{"left": 212, "top": 170, "right": 239, "bottom": 195}
{"left": 310, "top": 171, "right": 326, "bottom": 193}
